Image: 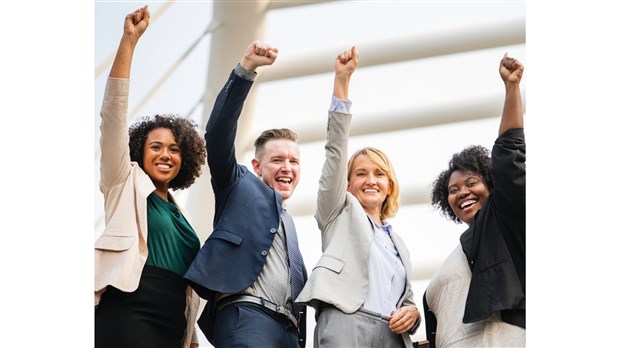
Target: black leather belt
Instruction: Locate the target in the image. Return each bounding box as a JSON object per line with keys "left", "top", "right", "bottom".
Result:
{"left": 215, "top": 294, "right": 298, "bottom": 328}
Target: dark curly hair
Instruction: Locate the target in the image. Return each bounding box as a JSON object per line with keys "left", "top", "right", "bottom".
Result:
{"left": 128, "top": 114, "right": 206, "bottom": 190}
{"left": 431, "top": 145, "right": 493, "bottom": 223}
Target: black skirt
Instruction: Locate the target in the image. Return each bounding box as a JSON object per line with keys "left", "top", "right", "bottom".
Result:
{"left": 95, "top": 265, "right": 188, "bottom": 348}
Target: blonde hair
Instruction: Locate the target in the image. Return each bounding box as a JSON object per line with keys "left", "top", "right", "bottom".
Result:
{"left": 347, "top": 147, "right": 400, "bottom": 219}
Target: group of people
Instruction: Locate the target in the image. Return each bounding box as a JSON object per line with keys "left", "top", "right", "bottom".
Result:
{"left": 94, "top": 6, "right": 526, "bottom": 348}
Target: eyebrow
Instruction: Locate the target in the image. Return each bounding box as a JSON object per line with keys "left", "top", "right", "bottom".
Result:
{"left": 147, "top": 140, "right": 178, "bottom": 146}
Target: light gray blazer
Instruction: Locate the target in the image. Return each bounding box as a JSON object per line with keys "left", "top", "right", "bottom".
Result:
{"left": 296, "top": 111, "right": 416, "bottom": 346}
{"left": 95, "top": 77, "right": 200, "bottom": 348}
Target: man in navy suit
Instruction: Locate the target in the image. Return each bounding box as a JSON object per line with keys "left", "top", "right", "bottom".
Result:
{"left": 184, "top": 40, "right": 307, "bottom": 347}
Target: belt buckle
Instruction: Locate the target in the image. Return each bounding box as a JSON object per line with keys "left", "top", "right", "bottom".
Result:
{"left": 275, "top": 305, "right": 288, "bottom": 316}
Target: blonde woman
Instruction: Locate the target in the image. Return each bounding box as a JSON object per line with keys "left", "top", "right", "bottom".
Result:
{"left": 297, "top": 47, "right": 420, "bottom": 348}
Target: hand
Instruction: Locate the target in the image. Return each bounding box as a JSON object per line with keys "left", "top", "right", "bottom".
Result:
{"left": 335, "top": 46, "right": 358, "bottom": 78}
{"left": 332, "top": 46, "right": 358, "bottom": 99}
{"left": 499, "top": 53, "right": 524, "bottom": 86}
{"left": 240, "top": 40, "right": 279, "bottom": 72}
{"left": 388, "top": 305, "right": 420, "bottom": 334}
{"left": 122, "top": 6, "right": 150, "bottom": 45}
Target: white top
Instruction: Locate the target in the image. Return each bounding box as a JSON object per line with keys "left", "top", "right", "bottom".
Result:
{"left": 425, "top": 245, "right": 525, "bottom": 347}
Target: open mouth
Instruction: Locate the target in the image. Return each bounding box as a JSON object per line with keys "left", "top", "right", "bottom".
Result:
{"left": 459, "top": 199, "right": 477, "bottom": 209}
{"left": 155, "top": 163, "right": 174, "bottom": 173}
{"left": 276, "top": 177, "right": 292, "bottom": 186}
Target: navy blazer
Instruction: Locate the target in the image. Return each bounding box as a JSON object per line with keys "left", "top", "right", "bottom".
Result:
{"left": 184, "top": 70, "right": 307, "bottom": 346}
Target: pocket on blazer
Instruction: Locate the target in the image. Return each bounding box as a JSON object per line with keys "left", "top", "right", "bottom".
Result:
{"left": 314, "top": 255, "right": 344, "bottom": 274}
{"left": 208, "top": 229, "right": 243, "bottom": 246}
{"left": 95, "top": 233, "right": 135, "bottom": 251}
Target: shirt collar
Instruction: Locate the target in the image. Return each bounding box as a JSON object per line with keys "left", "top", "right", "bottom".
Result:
{"left": 367, "top": 214, "right": 392, "bottom": 234}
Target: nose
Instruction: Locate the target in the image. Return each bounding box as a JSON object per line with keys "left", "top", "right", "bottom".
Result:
{"left": 160, "top": 148, "right": 171, "bottom": 160}
{"left": 457, "top": 187, "right": 469, "bottom": 198}
{"left": 367, "top": 174, "right": 377, "bottom": 184}
{"left": 281, "top": 160, "right": 291, "bottom": 172}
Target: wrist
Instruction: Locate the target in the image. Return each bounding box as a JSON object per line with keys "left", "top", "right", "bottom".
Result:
{"left": 239, "top": 58, "right": 257, "bottom": 73}
{"left": 234, "top": 63, "right": 257, "bottom": 81}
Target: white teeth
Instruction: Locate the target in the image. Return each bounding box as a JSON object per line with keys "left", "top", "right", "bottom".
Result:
{"left": 157, "top": 164, "right": 171, "bottom": 169}
{"left": 460, "top": 200, "right": 476, "bottom": 209}
{"left": 363, "top": 188, "right": 378, "bottom": 193}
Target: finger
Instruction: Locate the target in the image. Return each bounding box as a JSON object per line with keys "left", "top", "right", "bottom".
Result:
{"left": 388, "top": 312, "right": 405, "bottom": 328}
{"left": 500, "top": 53, "right": 510, "bottom": 68}
{"left": 253, "top": 40, "right": 265, "bottom": 55}
{"left": 143, "top": 5, "right": 151, "bottom": 23}
{"left": 268, "top": 47, "right": 278, "bottom": 59}
{"left": 254, "top": 44, "right": 264, "bottom": 56}
{"left": 390, "top": 318, "right": 407, "bottom": 334}
{"left": 338, "top": 50, "right": 352, "bottom": 64}
{"left": 503, "top": 57, "right": 521, "bottom": 73}
{"left": 131, "top": 7, "right": 143, "bottom": 25}
{"left": 257, "top": 42, "right": 272, "bottom": 57}
{"left": 128, "top": 9, "right": 140, "bottom": 25}
{"left": 390, "top": 310, "right": 414, "bottom": 332}
{"left": 263, "top": 43, "right": 272, "bottom": 55}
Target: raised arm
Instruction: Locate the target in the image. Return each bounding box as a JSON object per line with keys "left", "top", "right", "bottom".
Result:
{"left": 498, "top": 54, "right": 524, "bottom": 136}
{"left": 333, "top": 46, "right": 358, "bottom": 100}
{"left": 205, "top": 40, "right": 278, "bottom": 189}
{"left": 316, "top": 47, "right": 358, "bottom": 231}
{"left": 109, "top": 5, "right": 150, "bottom": 79}
{"left": 99, "top": 6, "right": 150, "bottom": 191}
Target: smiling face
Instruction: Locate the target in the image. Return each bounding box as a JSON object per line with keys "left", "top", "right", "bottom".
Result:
{"left": 447, "top": 169, "right": 490, "bottom": 224}
{"left": 142, "top": 127, "right": 181, "bottom": 196}
{"left": 252, "top": 138, "right": 300, "bottom": 202}
{"left": 347, "top": 154, "right": 392, "bottom": 220}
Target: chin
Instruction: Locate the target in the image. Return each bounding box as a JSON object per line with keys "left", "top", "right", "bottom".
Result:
{"left": 462, "top": 216, "right": 474, "bottom": 225}
{"left": 277, "top": 191, "right": 291, "bottom": 200}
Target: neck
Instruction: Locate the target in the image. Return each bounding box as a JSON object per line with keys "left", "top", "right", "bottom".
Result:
{"left": 365, "top": 208, "right": 382, "bottom": 226}
{"left": 154, "top": 188, "right": 169, "bottom": 201}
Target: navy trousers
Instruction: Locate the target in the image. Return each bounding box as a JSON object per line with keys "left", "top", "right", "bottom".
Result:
{"left": 213, "top": 302, "right": 299, "bottom": 347}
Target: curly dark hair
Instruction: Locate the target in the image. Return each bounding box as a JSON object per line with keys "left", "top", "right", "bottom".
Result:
{"left": 430, "top": 145, "right": 493, "bottom": 224}
{"left": 128, "top": 114, "right": 206, "bottom": 190}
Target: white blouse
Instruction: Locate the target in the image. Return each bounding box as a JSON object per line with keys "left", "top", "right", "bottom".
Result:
{"left": 426, "top": 245, "right": 525, "bottom": 347}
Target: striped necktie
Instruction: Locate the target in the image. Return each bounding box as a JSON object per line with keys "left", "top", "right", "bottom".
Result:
{"left": 281, "top": 209, "right": 305, "bottom": 320}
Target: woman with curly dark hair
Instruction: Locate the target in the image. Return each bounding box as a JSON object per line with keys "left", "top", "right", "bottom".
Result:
{"left": 423, "top": 54, "right": 525, "bottom": 347}
{"left": 128, "top": 114, "right": 206, "bottom": 191}
{"left": 94, "top": 6, "right": 205, "bottom": 348}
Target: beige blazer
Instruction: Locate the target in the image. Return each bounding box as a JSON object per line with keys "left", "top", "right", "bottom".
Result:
{"left": 296, "top": 111, "right": 416, "bottom": 347}
{"left": 95, "top": 77, "right": 200, "bottom": 347}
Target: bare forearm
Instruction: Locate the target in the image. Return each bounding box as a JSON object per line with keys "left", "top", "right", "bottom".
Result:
{"left": 333, "top": 73, "right": 351, "bottom": 100}
{"left": 109, "top": 38, "right": 137, "bottom": 79}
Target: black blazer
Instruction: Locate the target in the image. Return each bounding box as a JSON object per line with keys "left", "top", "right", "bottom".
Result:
{"left": 184, "top": 70, "right": 307, "bottom": 346}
